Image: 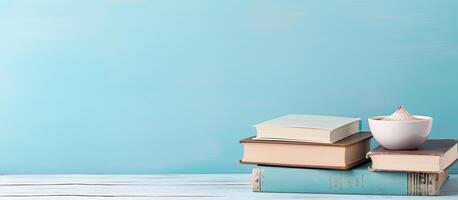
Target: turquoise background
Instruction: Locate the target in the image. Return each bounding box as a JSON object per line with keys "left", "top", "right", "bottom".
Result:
{"left": 0, "top": 0, "right": 457, "bottom": 174}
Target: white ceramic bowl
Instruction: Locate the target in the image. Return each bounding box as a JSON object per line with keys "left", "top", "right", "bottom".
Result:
{"left": 368, "top": 115, "right": 433, "bottom": 150}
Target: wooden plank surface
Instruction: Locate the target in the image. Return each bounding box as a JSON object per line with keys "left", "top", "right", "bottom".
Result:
{"left": 0, "top": 174, "right": 456, "bottom": 200}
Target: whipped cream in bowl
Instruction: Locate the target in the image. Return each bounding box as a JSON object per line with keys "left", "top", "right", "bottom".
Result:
{"left": 368, "top": 106, "right": 433, "bottom": 150}
{"left": 382, "top": 106, "right": 421, "bottom": 121}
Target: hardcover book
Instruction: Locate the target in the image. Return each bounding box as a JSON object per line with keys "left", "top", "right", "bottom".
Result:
{"left": 367, "top": 139, "right": 457, "bottom": 173}
{"left": 252, "top": 163, "right": 449, "bottom": 196}
{"left": 240, "top": 132, "right": 372, "bottom": 170}
{"left": 254, "top": 115, "right": 361, "bottom": 143}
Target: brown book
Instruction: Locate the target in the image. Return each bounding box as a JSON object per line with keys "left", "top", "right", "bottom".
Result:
{"left": 367, "top": 139, "right": 458, "bottom": 173}
{"left": 240, "top": 131, "right": 372, "bottom": 170}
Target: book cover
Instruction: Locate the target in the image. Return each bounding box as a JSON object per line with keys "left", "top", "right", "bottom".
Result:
{"left": 253, "top": 163, "right": 448, "bottom": 196}
{"left": 367, "top": 139, "right": 458, "bottom": 172}
{"left": 254, "top": 114, "right": 360, "bottom": 130}
{"left": 367, "top": 139, "right": 457, "bottom": 156}
{"left": 240, "top": 132, "right": 372, "bottom": 170}
{"left": 242, "top": 131, "right": 371, "bottom": 147}
{"left": 253, "top": 115, "right": 361, "bottom": 143}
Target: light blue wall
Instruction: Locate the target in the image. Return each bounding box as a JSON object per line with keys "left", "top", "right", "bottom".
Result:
{"left": 0, "top": 0, "right": 457, "bottom": 174}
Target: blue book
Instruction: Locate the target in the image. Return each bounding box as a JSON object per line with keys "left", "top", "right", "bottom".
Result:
{"left": 253, "top": 163, "right": 448, "bottom": 196}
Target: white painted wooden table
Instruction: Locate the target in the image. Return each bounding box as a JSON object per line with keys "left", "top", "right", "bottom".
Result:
{"left": 0, "top": 174, "right": 456, "bottom": 199}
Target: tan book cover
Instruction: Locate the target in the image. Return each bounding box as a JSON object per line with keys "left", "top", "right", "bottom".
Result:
{"left": 242, "top": 131, "right": 371, "bottom": 147}
{"left": 367, "top": 139, "right": 458, "bottom": 173}
{"left": 240, "top": 132, "right": 372, "bottom": 170}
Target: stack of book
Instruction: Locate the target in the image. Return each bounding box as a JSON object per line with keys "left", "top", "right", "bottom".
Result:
{"left": 240, "top": 115, "right": 458, "bottom": 196}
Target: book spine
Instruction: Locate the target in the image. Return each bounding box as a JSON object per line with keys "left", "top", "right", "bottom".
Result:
{"left": 407, "top": 172, "right": 439, "bottom": 196}
{"left": 252, "top": 166, "right": 442, "bottom": 196}
{"left": 252, "top": 168, "right": 262, "bottom": 192}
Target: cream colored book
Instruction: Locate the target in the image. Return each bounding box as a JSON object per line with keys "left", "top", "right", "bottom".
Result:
{"left": 254, "top": 114, "right": 360, "bottom": 143}
{"left": 240, "top": 132, "right": 372, "bottom": 170}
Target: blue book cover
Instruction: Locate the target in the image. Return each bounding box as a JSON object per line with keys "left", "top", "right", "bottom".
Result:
{"left": 253, "top": 163, "right": 448, "bottom": 196}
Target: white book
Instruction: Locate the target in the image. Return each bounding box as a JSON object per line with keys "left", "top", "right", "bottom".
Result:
{"left": 254, "top": 114, "right": 361, "bottom": 143}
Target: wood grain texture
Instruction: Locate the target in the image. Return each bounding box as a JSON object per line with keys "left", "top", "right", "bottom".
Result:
{"left": 0, "top": 174, "right": 456, "bottom": 199}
